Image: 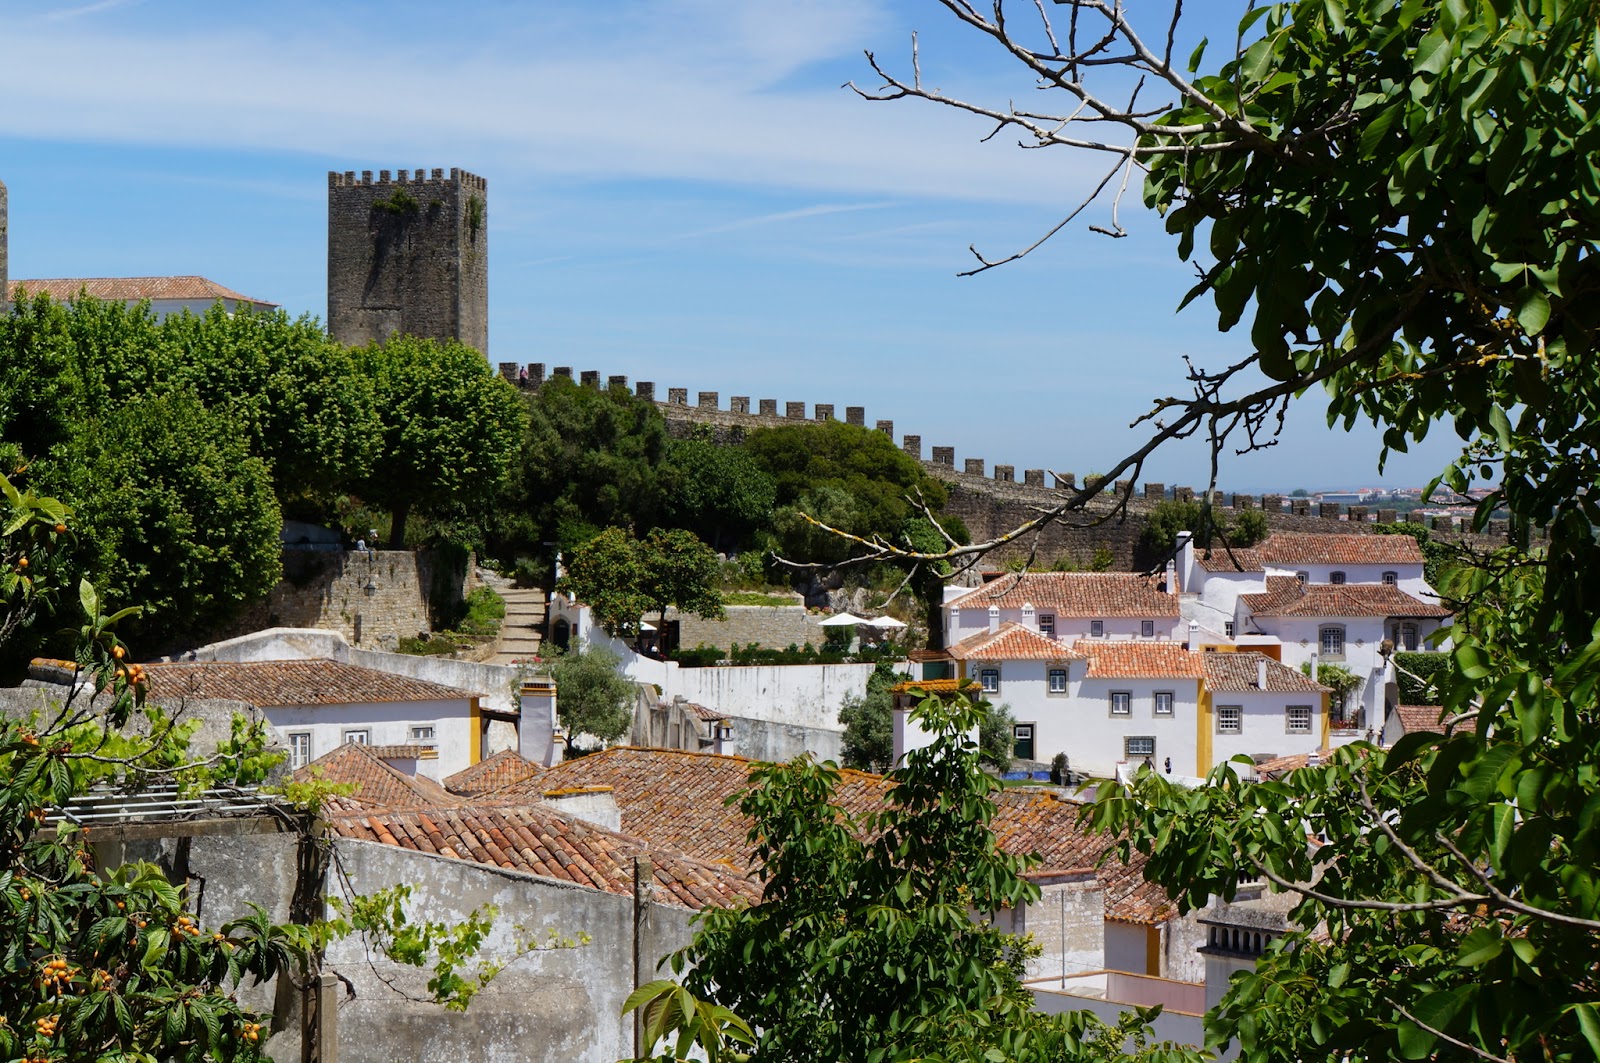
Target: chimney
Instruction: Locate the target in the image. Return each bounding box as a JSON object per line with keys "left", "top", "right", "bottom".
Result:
{"left": 1256, "top": 656, "right": 1268, "bottom": 689}
{"left": 1188, "top": 619, "right": 1200, "bottom": 652}
{"left": 1165, "top": 558, "right": 1178, "bottom": 594}
{"left": 988, "top": 605, "right": 1001, "bottom": 634}
{"left": 542, "top": 786, "right": 621, "bottom": 832}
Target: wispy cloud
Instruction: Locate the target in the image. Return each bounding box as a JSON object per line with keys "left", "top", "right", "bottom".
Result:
{"left": 39, "top": 0, "right": 137, "bottom": 21}
{"left": 675, "top": 201, "right": 897, "bottom": 239}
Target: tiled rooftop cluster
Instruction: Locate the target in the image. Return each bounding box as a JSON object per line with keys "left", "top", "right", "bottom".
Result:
{"left": 1242, "top": 577, "right": 1451, "bottom": 618}
{"left": 143, "top": 658, "right": 484, "bottom": 708}
{"left": 10, "top": 276, "right": 277, "bottom": 307}
{"left": 949, "top": 573, "right": 1178, "bottom": 616}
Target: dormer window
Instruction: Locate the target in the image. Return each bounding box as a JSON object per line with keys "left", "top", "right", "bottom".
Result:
{"left": 1090, "top": 620, "right": 1105, "bottom": 638}
{"left": 1140, "top": 620, "right": 1156, "bottom": 638}
{"left": 1330, "top": 571, "right": 1347, "bottom": 584}
{"left": 1382, "top": 571, "right": 1398, "bottom": 586}
{"left": 1039, "top": 613, "right": 1055, "bottom": 638}
{"left": 1296, "top": 571, "right": 1309, "bottom": 585}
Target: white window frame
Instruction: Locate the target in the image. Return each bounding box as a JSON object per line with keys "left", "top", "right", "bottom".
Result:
{"left": 1140, "top": 620, "right": 1156, "bottom": 638}
{"left": 1153, "top": 691, "right": 1174, "bottom": 716}
{"left": 1330, "top": 571, "right": 1347, "bottom": 585}
{"left": 1224, "top": 621, "right": 1236, "bottom": 638}
{"left": 1286, "top": 705, "right": 1313, "bottom": 734}
{"left": 288, "top": 732, "right": 311, "bottom": 770}
{"left": 1110, "top": 691, "right": 1132, "bottom": 716}
{"left": 1320, "top": 625, "right": 1346, "bottom": 660}
{"left": 1382, "top": 571, "right": 1398, "bottom": 586}
{"left": 1048, "top": 668, "right": 1069, "bottom": 694}
{"left": 979, "top": 668, "right": 1001, "bottom": 694}
{"left": 1125, "top": 736, "right": 1156, "bottom": 759}
{"left": 410, "top": 725, "right": 436, "bottom": 743}
{"left": 1039, "top": 613, "right": 1055, "bottom": 638}
{"left": 1296, "top": 571, "right": 1309, "bottom": 584}
{"left": 1090, "top": 620, "right": 1106, "bottom": 638}
{"left": 342, "top": 729, "right": 370, "bottom": 745}
{"left": 1217, "top": 705, "right": 1242, "bottom": 734}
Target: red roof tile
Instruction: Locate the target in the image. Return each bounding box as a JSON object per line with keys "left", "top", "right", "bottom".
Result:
{"left": 144, "top": 658, "right": 482, "bottom": 707}
{"left": 1196, "top": 531, "right": 1424, "bottom": 571}
{"left": 1202, "top": 652, "right": 1327, "bottom": 694}
{"left": 294, "top": 743, "right": 460, "bottom": 811}
{"left": 329, "top": 802, "right": 760, "bottom": 910}
{"left": 1393, "top": 704, "right": 1444, "bottom": 734}
{"left": 11, "top": 276, "right": 276, "bottom": 308}
{"left": 948, "top": 622, "right": 1086, "bottom": 662}
{"left": 1241, "top": 577, "right": 1450, "bottom": 619}
{"left": 444, "top": 749, "right": 542, "bottom": 797}
{"left": 948, "top": 573, "right": 1179, "bottom": 618}
{"left": 1070, "top": 640, "right": 1205, "bottom": 680}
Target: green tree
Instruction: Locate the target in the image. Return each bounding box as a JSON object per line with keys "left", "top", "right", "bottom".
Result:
{"left": 838, "top": 659, "right": 900, "bottom": 772}
{"left": 978, "top": 700, "right": 1016, "bottom": 773}
{"left": 544, "top": 642, "right": 635, "bottom": 753}
{"left": 637, "top": 527, "right": 725, "bottom": 635}
{"left": 352, "top": 336, "right": 524, "bottom": 547}
{"left": 635, "top": 691, "right": 1204, "bottom": 1063}
{"left": 558, "top": 527, "right": 650, "bottom": 637}
{"left": 1136, "top": 499, "right": 1268, "bottom": 568}
{"left": 661, "top": 436, "right": 776, "bottom": 551}
{"left": 37, "top": 393, "right": 282, "bottom": 653}
{"left": 863, "top": 2, "right": 1600, "bottom": 1059}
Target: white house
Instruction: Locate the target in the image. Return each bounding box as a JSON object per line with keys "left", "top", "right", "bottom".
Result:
{"left": 143, "top": 658, "right": 486, "bottom": 779}
{"left": 10, "top": 276, "right": 278, "bottom": 319}
{"left": 1178, "top": 529, "right": 1435, "bottom": 616}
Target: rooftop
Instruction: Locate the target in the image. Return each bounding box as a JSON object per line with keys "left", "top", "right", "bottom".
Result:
{"left": 948, "top": 622, "right": 1086, "bottom": 662}
{"left": 295, "top": 742, "right": 459, "bottom": 811}
{"left": 948, "top": 572, "right": 1178, "bottom": 618}
{"left": 11, "top": 276, "right": 277, "bottom": 309}
{"left": 1194, "top": 531, "right": 1425, "bottom": 572}
{"left": 1240, "top": 577, "right": 1451, "bottom": 619}
{"left": 443, "top": 748, "right": 542, "bottom": 797}
{"left": 1069, "top": 640, "right": 1205, "bottom": 680}
{"left": 1393, "top": 704, "right": 1445, "bottom": 734}
{"left": 1201, "top": 652, "right": 1328, "bottom": 694}
{"left": 143, "top": 658, "right": 483, "bottom": 707}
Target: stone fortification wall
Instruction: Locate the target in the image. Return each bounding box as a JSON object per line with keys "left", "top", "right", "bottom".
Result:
{"left": 668, "top": 602, "right": 820, "bottom": 651}
{"left": 328, "top": 167, "right": 488, "bottom": 354}
{"left": 224, "top": 549, "right": 481, "bottom": 649}
{"left": 497, "top": 363, "right": 1514, "bottom": 567}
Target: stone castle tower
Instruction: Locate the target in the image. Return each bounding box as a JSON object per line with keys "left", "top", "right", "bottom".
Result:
{"left": 327, "top": 167, "right": 488, "bottom": 354}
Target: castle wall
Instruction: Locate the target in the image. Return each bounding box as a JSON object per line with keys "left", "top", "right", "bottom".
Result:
{"left": 327, "top": 168, "right": 488, "bottom": 354}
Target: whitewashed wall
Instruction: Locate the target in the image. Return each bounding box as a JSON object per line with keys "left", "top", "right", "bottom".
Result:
{"left": 267, "top": 697, "right": 473, "bottom": 777}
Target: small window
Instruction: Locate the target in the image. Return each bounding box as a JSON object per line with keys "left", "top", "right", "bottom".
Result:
{"left": 1320, "top": 625, "right": 1346, "bottom": 660}
{"left": 288, "top": 732, "right": 311, "bottom": 769}
{"left": 1382, "top": 571, "right": 1398, "bottom": 586}
{"left": 980, "top": 668, "right": 1000, "bottom": 693}
{"left": 1090, "top": 620, "right": 1105, "bottom": 638}
{"left": 1039, "top": 613, "right": 1055, "bottom": 638}
{"left": 1110, "top": 692, "right": 1132, "bottom": 716}
{"left": 1296, "top": 571, "right": 1309, "bottom": 584}
{"left": 1224, "top": 621, "right": 1236, "bottom": 638}
{"left": 343, "top": 729, "right": 370, "bottom": 745}
{"left": 1154, "top": 692, "right": 1174, "bottom": 716}
{"left": 1286, "top": 705, "right": 1313, "bottom": 733}
{"left": 1125, "top": 736, "right": 1156, "bottom": 759}
{"left": 1048, "top": 668, "right": 1068, "bottom": 694}
{"left": 1400, "top": 623, "right": 1418, "bottom": 651}
{"left": 1013, "top": 724, "right": 1035, "bottom": 761}
{"left": 410, "top": 725, "right": 435, "bottom": 743}
{"left": 1140, "top": 620, "right": 1156, "bottom": 638}
{"left": 1330, "top": 571, "right": 1347, "bottom": 585}
{"left": 1217, "top": 705, "right": 1242, "bottom": 734}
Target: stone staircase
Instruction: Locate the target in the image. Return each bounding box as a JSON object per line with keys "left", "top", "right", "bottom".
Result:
{"left": 490, "top": 586, "right": 547, "bottom": 664}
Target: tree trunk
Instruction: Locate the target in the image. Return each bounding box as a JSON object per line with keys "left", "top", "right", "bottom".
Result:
{"left": 389, "top": 501, "right": 411, "bottom": 549}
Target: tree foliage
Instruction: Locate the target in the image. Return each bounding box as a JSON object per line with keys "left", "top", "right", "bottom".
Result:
{"left": 660, "top": 436, "right": 777, "bottom": 551}
{"left": 837, "top": 659, "right": 900, "bottom": 773}
{"left": 558, "top": 527, "right": 724, "bottom": 638}
{"left": 543, "top": 642, "right": 636, "bottom": 752}
{"left": 352, "top": 335, "right": 524, "bottom": 547}
{"left": 1136, "top": 499, "right": 1267, "bottom": 568}
{"left": 637, "top": 692, "right": 1204, "bottom": 1063}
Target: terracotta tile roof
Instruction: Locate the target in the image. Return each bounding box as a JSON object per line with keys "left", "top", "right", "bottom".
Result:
{"left": 1202, "top": 652, "right": 1327, "bottom": 694}
{"left": 11, "top": 276, "right": 277, "bottom": 308}
{"left": 948, "top": 573, "right": 1179, "bottom": 618}
{"left": 366, "top": 744, "right": 438, "bottom": 759}
{"left": 1253, "top": 748, "right": 1343, "bottom": 780}
{"left": 1196, "top": 531, "right": 1424, "bottom": 571}
{"left": 144, "top": 658, "right": 482, "bottom": 707}
{"left": 680, "top": 702, "right": 728, "bottom": 722}
{"left": 948, "top": 622, "right": 1086, "bottom": 662}
{"left": 329, "top": 802, "right": 760, "bottom": 910}
{"left": 443, "top": 749, "right": 541, "bottom": 797}
{"left": 512, "top": 747, "right": 892, "bottom": 867}
{"left": 526, "top": 748, "right": 1180, "bottom": 924}
{"left": 1393, "top": 704, "right": 1444, "bottom": 734}
{"left": 1069, "top": 640, "right": 1205, "bottom": 680}
{"left": 294, "top": 743, "right": 461, "bottom": 811}
{"left": 1241, "top": 577, "right": 1450, "bottom": 619}
{"left": 890, "top": 678, "right": 981, "bottom": 695}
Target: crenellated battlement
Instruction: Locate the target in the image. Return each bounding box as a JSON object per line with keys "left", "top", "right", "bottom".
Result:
{"left": 327, "top": 167, "right": 487, "bottom": 191}
{"left": 494, "top": 361, "right": 1519, "bottom": 556}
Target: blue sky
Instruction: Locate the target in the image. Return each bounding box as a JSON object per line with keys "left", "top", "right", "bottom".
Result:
{"left": 0, "top": 0, "right": 1466, "bottom": 492}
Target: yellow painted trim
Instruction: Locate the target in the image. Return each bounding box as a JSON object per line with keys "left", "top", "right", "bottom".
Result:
{"left": 469, "top": 697, "right": 483, "bottom": 766}
{"left": 1197, "top": 682, "right": 1213, "bottom": 777}
{"left": 1145, "top": 925, "right": 1161, "bottom": 976}
{"left": 1321, "top": 689, "right": 1331, "bottom": 745}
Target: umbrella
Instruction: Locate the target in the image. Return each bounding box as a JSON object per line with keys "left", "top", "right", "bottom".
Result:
{"left": 863, "top": 616, "right": 907, "bottom": 629}
{"left": 818, "top": 612, "right": 865, "bottom": 627}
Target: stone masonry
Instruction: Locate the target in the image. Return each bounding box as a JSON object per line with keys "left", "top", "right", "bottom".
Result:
{"left": 327, "top": 168, "right": 488, "bottom": 354}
